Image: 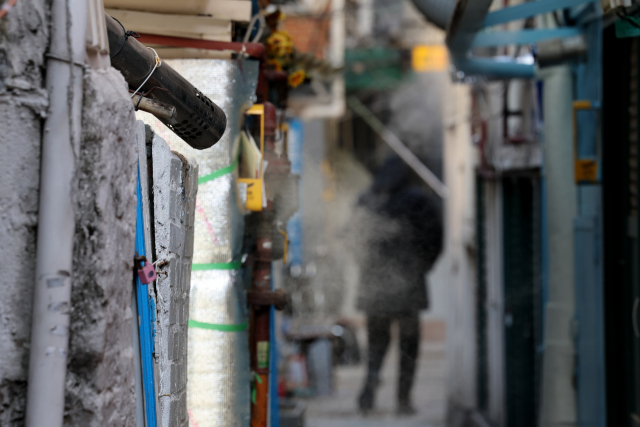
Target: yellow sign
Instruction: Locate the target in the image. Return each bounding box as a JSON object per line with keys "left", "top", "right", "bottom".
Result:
{"left": 412, "top": 45, "right": 449, "bottom": 72}
{"left": 572, "top": 100, "right": 599, "bottom": 184}
{"left": 575, "top": 159, "right": 599, "bottom": 183}
{"left": 240, "top": 178, "right": 263, "bottom": 212}
{"left": 238, "top": 104, "right": 265, "bottom": 212}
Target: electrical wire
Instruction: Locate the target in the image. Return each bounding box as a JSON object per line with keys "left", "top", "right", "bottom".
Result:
{"left": 0, "top": 0, "right": 17, "bottom": 19}
{"left": 110, "top": 16, "right": 140, "bottom": 59}
{"left": 131, "top": 47, "right": 161, "bottom": 99}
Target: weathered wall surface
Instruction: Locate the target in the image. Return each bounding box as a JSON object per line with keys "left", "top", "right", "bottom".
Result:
{"left": 151, "top": 131, "right": 198, "bottom": 427}
{"left": 442, "top": 80, "right": 478, "bottom": 426}
{"left": 0, "top": 39, "right": 138, "bottom": 427}
{"left": 0, "top": 0, "right": 49, "bottom": 424}
{"left": 0, "top": 0, "right": 49, "bottom": 94}
{"left": 63, "top": 68, "right": 138, "bottom": 426}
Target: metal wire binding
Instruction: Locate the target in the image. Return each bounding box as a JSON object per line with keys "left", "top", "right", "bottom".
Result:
{"left": 110, "top": 16, "right": 140, "bottom": 59}
{"left": 131, "top": 47, "right": 161, "bottom": 99}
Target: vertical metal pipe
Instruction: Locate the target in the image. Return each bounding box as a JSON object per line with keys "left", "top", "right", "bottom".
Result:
{"left": 537, "top": 65, "right": 578, "bottom": 427}
{"left": 251, "top": 261, "right": 272, "bottom": 427}
{"left": 25, "top": 0, "right": 87, "bottom": 425}
{"left": 251, "top": 103, "right": 279, "bottom": 427}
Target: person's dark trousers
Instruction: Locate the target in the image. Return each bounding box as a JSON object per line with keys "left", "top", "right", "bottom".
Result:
{"left": 358, "top": 311, "right": 420, "bottom": 412}
{"left": 397, "top": 312, "right": 420, "bottom": 405}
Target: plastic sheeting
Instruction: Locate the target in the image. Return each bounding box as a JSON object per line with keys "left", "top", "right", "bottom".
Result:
{"left": 188, "top": 270, "right": 249, "bottom": 426}
{"left": 138, "top": 59, "right": 259, "bottom": 427}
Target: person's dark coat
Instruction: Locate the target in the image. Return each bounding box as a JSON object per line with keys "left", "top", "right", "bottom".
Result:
{"left": 352, "top": 157, "right": 442, "bottom": 315}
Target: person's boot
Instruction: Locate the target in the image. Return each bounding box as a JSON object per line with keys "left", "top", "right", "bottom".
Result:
{"left": 357, "top": 382, "right": 375, "bottom": 415}
{"left": 396, "top": 398, "right": 416, "bottom": 417}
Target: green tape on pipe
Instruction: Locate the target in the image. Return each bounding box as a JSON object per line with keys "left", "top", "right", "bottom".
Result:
{"left": 188, "top": 319, "right": 248, "bottom": 332}
{"left": 198, "top": 158, "right": 239, "bottom": 185}
{"left": 192, "top": 261, "right": 242, "bottom": 270}
{"left": 197, "top": 138, "right": 243, "bottom": 185}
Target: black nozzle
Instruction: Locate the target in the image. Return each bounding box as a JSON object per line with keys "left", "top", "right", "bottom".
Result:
{"left": 106, "top": 13, "right": 226, "bottom": 150}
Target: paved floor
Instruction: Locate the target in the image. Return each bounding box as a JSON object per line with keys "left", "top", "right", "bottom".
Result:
{"left": 303, "top": 340, "right": 447, "bottom": 427}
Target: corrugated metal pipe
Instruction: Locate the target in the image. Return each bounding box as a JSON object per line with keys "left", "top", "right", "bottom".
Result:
{"left": 410, "top": 0, "right": 457, "bottom": 30}
{"left": 25, "top": 0, "right": 87, "bottom": 425}
{"left": 106, "top": 13, "right": 227, "bottom": 149}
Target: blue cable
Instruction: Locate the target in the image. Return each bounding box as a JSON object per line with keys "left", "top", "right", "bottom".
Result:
{"left": 270, "top": 268, "right": 281, "bottom": 427}
{"left": 136, "top": 164, "right": 158, "bottom": 427}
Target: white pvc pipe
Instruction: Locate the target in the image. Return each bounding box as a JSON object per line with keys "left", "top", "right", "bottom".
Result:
{"left": 25, "top": 0, "right": 87, "bottom": 425}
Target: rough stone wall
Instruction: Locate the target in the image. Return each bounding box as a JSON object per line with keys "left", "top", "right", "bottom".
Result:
{"left": 0, "top": 0, "right": 140, "bottom": 423}
{"left": 0, "top": 0, "right": 49, "bottom": 94}
{"left": 63, "top": 68, "right": 138, "bottom": 426}
{"left": 151, "top": 131, "right": 198, "bottom": 427}
{"left": 0, "top": 0, "right": 49, "bottom": 424}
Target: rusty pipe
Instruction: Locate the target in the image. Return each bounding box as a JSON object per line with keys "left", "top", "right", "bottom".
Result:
{"left": 136, "top": 33, "right": 266, "bottom": 58}
{"left": 131, "top": 95, "right": 176, "bottom": 119}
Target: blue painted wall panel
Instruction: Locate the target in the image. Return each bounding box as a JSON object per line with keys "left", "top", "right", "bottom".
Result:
{"left": 574, "top": 215, "right": 606, "bottom": 427}
{"left": 574, "top": 8, "right": 606, "bottom": 427}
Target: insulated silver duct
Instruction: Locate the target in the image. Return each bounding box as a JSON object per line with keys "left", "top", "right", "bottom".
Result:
{"left": 139, "top": 59, "right": 258, "bottom": 427}
{"left": 410, "top": 0, "right": 456, "bottom": 30}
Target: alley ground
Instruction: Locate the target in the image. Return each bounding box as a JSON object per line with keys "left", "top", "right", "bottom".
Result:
{"left": 304, "top": 338, "right": 447, "bottom": 427}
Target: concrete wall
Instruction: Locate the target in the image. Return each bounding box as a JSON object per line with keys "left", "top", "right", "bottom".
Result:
{"left": 0, "top": 0, "right": 49, "bottom": 422}
{"left": 151, "top": 131, "right": 198, "bottom": 427}
{"left": 0, "top": 2, "right": 200, "bottom": 423}
{"left": 0, "top": 1, "right": 140, "bottom": 422}
{"left": 483, "top": 82, "right": 542, "bottom": 172}
{"left": 64, "top": 68, "right": 138, "bottom": 426}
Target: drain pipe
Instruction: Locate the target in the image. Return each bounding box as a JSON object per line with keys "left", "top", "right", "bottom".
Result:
{"left": 537, "top": 65, "right": 577, "bottom": 427}
{"left": 25, "top": 0, "right": 87, "bottom": 425}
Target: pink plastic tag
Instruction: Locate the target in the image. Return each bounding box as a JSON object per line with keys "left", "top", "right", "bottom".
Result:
{"left": 137, "top": 263, "right": 157, "bottom": 284}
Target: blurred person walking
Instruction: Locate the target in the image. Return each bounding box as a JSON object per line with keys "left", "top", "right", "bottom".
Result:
{"left": 350, "top": 156, "right": 442, "bottom": 416}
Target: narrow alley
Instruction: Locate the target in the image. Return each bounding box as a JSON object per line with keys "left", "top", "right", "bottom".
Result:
{"left": 0, "top": 1, "right": 636, "bottom": 427}
{"left": 306, "top": 341, "right": 447, "bottom": 427}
